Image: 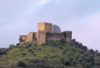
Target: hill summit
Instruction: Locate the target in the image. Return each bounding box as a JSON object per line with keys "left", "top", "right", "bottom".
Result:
{"left": 0, "top": 40, "right": 100, "bottom": 68}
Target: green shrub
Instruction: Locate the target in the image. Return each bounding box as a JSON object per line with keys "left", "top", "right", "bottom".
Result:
{"left": 17, "top": 61, "right": 26, "bottom": 67}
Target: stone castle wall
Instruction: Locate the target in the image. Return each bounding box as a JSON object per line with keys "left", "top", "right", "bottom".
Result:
{"left": 19, "top": 35, "right": 27, "bottom": 43}
{"left": 45, "top": 23, "right": 52, "bottom": 32}
{"left": 46, "top": 32, "right": 65, "bottom": 41}
{"left": 38, "top": 31, "right": 46, "bottom": 43}
{"left": 33, "top": 32, "right": 37, "bottom": 41}
{"left": 65, "top": 31, "right": 72, "bottom": 44}
{"left": 38, "top": 23, "right": 45, "bottom": 32}
{"left": 19, "top": 32, "right": 37, "bottom": 43}
{"left": 46, "top": 31, "right": 72, "bottom": 43}
{"left": 19, "top": 22, "right": 72, "bottom": 44}
{"left": 26, "top": 32, "right": 34, "bottom": 42}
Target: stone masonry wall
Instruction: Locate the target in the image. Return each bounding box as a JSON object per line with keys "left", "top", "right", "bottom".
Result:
{"left": 38, "top": 23, "right": 45, "bottom": 32}
{"left": 65, "top": 31, "right": 72, "bottom": 43}
{"left": 45, "top": 23, "right": 52, "bottom": 32}
{"left": 46, "top": 32, "right": 65, "bottom": 42}
{"left": 34, "top": 32, "right": 37, "bottom": 41}
{"left": 46, "top": 31, "right": 72, "bottom": 43}
{"left": 26, "top": 32, "right": 34, "bottom": 42}
{"left": 19, "top": 35, "right": 27, "bottom": 43}
{"left": 38, "top": 31, "right": 46, "bottom": 43}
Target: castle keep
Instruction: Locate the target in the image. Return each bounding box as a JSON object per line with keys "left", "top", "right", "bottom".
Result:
{"left": 19, "top": 22, "right": 72, "bottom": 44}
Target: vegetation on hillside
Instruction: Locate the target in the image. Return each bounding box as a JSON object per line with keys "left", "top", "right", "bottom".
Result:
{"left": 0, "top": 40, "right": 100, "bottom": 68}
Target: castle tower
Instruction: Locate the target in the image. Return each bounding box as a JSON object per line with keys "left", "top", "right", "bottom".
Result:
{"left": 38, "top": 22, "right": 52, "bottom": 32}
{"left": 37, "top": 22, "right": 52, "bottom": 43}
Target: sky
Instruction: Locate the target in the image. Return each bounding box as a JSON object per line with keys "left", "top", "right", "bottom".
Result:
{"left": 0, "top": 0, "right": 100, "bottom": 51}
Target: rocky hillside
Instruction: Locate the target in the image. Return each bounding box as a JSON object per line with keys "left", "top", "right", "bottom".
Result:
{"left": 0, "top": 40, "right": 100, "bottom": 68}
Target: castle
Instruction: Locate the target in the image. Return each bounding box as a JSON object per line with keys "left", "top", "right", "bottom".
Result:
{"left": 19, "top": 22, "right": 72, "bottom": 44}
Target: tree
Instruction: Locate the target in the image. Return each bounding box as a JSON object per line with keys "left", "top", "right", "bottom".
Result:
{"left": 89, "top": 49, "right": 95, "bottom": 56}
{"left": 52, "top": 24, "right": 61, "bottom": 33}
{"left": 69, "top": 47, "right": 75, "bottom": 52}
{"left": 85, "top": 63, "right": 91, "bottom": 68}
{"left": 95, "top": 50, "right": 99, "bottom": 55}
{"left": 60, "top": 58, "right": 71, "bottom": 66}
{"left": 17, "top": 61, "right": 26, "bottom": 67}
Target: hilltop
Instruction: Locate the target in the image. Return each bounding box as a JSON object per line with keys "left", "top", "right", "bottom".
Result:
{"left": 0, "top": 40, "right": 100, "bottom": 68}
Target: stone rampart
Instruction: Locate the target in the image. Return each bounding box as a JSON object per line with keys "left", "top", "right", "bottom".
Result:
{"left": 46, "top": 32, "right": 65, "bottom": 42}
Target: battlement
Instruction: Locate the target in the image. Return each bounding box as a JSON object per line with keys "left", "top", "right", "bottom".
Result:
{"left": 19, "top": 22, "right": 72, "bottom": 44}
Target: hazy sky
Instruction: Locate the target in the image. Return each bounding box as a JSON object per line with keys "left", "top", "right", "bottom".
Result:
{"left": 0, "top": 0, "right": 100, "bottom": 51}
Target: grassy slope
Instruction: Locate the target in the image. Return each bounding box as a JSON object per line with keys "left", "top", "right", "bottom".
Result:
{"left": 0, "top": 42, "right": 99, "bottom": 68}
